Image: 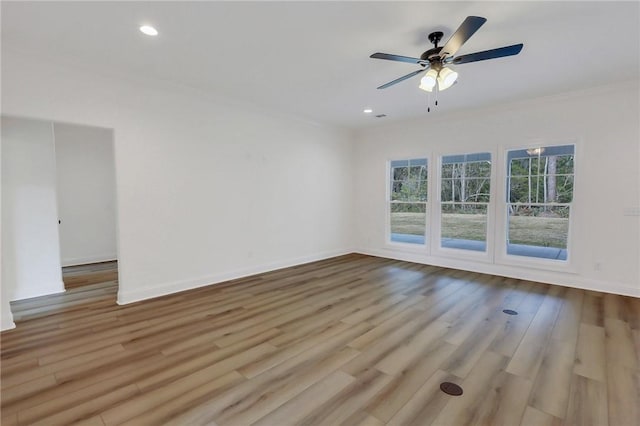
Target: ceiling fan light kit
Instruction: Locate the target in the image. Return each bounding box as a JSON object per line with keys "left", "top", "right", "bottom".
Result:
{"left": 419, "top": 69, "right": 438, "bottom": 92}
{"left": 370, "top": 16, "right": 523, "bottom": 111}
{"left": 436, "top": 66, "right": 458, "bottom": 91}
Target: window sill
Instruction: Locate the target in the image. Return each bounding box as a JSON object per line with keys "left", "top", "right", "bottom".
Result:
{"left": 384, "top": 241, "right": 428, "bottom": 254}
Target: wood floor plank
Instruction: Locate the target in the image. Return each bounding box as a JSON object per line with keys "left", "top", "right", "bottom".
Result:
{"left": 101, "top": 370, "right": 244, "bottom": 425}
{"left": 604, "top": 317, "right": 638, "bottom": 370}
{"left": 0, "top": 352, "right": 167, "bottom": 418}
{"left": 384, "top": 369, "right": 454, "bottom": 426}
{"left": 490, "top": 311, "right": 536, "bottom": 357}
{"left": 341, "top": 318, "right": 429, "bottom": 377}
{"left": 551, "top": 287, "right": 584, "bottom": 344}
{"left": 374, "top": 319, "right": 449, "bottom": 375}
{"left": 520, "top": 405, "right": 563, "bottom": 426}
{"left": 0, "top": 374, "right": 57, "bottom": 406}
{"left": 474, "top": 370, "right": 532, "bottom": 426}
{"left": 137, "top": 340, "right": 278, "bottom": 392}
{"left": 1, "top": 413, "right": 19, "bottom": 426}
{"left": 528, "top": 338, "right": 576, "bottom": 419}
{"left": 340, "top": 411, "right": 384, "bottom": 426}
{"left": 367, "top": 340, "right": 456, "bottom": 422}
{"left": 432, "top": 350, "right": 510, "bottom": 425}
{"left": 439, "top": 317, "right": 503, "bottom": 378}
{"left": 573, "top": 323, "right": 606, "bottom": 382}
{"left": 564, "top": 374, "right": 608, "bottom": 426}
{"left": 15, "top": 378, "right": 138, "bottom": 425}
{"left": 297, "top": 368, "right": 393, "bottom": 426}
{"left": 506, "top": 285, "right": 565, "bottom": 380}
{"left": 167, "top": 345, "right": 361, "bottom": 425}
{"left": 239, "top": 321, "right": 352, "bottom": 379}
{"left": 606, "top": 364, "right": 640, "bottom": 426}
{"left": 118, "top": 371, "right": 243, "bottom": 425}
{"left": 2, "top": 254, "right": 637, "bottom": 425}
{"left": 26, "top": 384, "right": 138, "bottom": 426}
{"left": 250, "top": 370, "right": 355, "bottom": 426}
{"left": 346, "top": 307, "right": 422, "bottom": 351}
{"left": 581, "top": 292, "right": 605, "bottom": 327}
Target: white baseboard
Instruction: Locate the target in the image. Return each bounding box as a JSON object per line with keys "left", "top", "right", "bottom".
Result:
{"left": 1, "top": 313, "right": 16, "bottom": 332}
{"left": 62, "top": 254, "right": 117, "bottom": 267}
{"left": 355, "top": 248, "right": 639, "bottom": 298}
{"left": 10, "top": 281, "right": 66, "bottom": 302}
{"left": 117, "top": 248, "right": 353, "bottom": 305}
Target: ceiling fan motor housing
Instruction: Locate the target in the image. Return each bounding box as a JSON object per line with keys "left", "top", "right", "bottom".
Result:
{"left": 422, "top": 31, "right": 446, "bottom": 69}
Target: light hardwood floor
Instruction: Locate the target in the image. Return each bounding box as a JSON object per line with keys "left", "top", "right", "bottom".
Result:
{"left": 1, "top": 254, "right": 638, "bottom": 425}
{"left": 62, "top": 261, "right": 119, "bottom": 290}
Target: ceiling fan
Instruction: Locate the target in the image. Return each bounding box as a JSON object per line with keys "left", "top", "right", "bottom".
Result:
{"left": 371, "top": 16, "right": 523, "bottom": 92}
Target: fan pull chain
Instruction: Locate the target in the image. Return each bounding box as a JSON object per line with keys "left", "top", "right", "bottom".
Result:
{"left": 428, "top": 85, "right": 439, "bottom": 113}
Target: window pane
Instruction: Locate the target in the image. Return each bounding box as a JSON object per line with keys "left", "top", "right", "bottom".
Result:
{"left": 530, "top": 157, "right": 543, "bottom": 175}
{"left": 391, "top": 179, "right": 427, "bottom": 202}
{"left": 509, "top": 158, "right": 531, "bottom": 176}
{"left": 556, "top": 155, "right": 574, "bottom": 173}
{"left": 441, "top": 179, "right": 453, "bottom": 201}
{"left": 390, "top": 203, "right": 426, "bottom": 244}
{"left": 508, "top": 176, "right": 529, "bottom": 203}
{"left": 441, "top": 178, "right": 465, "bottom": 202}
{"left": 507, "top": 206, "right": 569, "bottom": 260}
{"left": 393, "top": 166, "right": 408, "bottom": 181}
{"left": 416, "top": 179, "right": 427, "bottom": 201}
{"left": 440, "top": 152, "right": 491, "bottom": 252}
{"left": 391, "top": 181, "right": 406, "bottom": 201}
{"left": 465, "top": 178, "right": 491, "bottom": 202}
{"left": 506, "top": 144, "right": 574, "bottom": 261}
{"left": 410, "top": 179, "right": 422, "bottom": 199}
{"left": 465, "top": 161, "right": 491, "bottom": 177}
{"left": 441, "top": 203, "right": 487, "bottom": 252}
{"left": 389, "top": 158, "right": 428, "bottom": 244}
{"left": 442, "top": 163, "right": 454, "bottom": 178}
{"left": 557, "top": 175, "right": 574, "bottom": 203}
{"left": 409, "top": 165, "right": 426, "bottom": 179}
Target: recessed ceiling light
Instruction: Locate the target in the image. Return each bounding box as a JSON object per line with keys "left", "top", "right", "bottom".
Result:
{"left": 139, "top": 25, "right": 158, "bottom": 36}
{"left": 363, "top": 108, "right": 373, "bottom": 114}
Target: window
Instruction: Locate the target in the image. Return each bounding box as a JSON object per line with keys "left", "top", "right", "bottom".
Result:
{"left": 440, "top": 152, "right": 491, "bottom": 252}
{"left": 506, "top": 145, "right": 575, "bottom": 260}
{"left": 389, "top": 158, "right": 428, "bottom": 245}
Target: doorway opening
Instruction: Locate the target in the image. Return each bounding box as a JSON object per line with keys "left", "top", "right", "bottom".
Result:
{"left": 54, "top": 122, "right": 118, "bottom": 293}
{"left": 1, "top": 116, "right": 119, "bottom": 324}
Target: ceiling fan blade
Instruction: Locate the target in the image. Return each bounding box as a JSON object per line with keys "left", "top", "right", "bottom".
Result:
{"left": 370, "top": 52, "right": 424, "bottom": 65}
{"left": 452, "top": 43, "right": 523, "bottom": 65}
{"left": 377, "top": 69, "right": 425, "bottom": 89}
{"left": 439, "top": 16, "right": 487, "bottom": 58}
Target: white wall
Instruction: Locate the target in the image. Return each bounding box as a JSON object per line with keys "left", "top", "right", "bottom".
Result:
{"left": 1, "top": 48, "right": 354, "bottom": 308}
{"left": 353, "top": 80, "right": 640, "bottom": 297}
{"left": 54, "top": 123, "right": 117, "bottom": 266}
{"left": 0, "top": 140, "right": 15, "bottom": 331}
{"left": 1, "top": 116, "right": 65, "bottom": 307}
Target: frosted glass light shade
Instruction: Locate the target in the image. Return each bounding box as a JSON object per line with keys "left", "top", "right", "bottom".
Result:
{"left": 419, "top": 69, "right": 438, "bottom": 92}
{"left": 437, "top": 67, "right": 458, "bottom": 91}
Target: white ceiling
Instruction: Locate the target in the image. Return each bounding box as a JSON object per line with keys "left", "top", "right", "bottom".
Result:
{"left": 2, "top": 1, "right": 639, "bottom": 129}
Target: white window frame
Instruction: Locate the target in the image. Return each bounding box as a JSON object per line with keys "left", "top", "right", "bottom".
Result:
{"left": 432, "top": 150, "right": 497, "bottom": 263}
{"left": 495, "top": 141, "right": 579, "bottom": 273}
{"left": 385, "top": 157, "right": 430, "bottom": 252}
